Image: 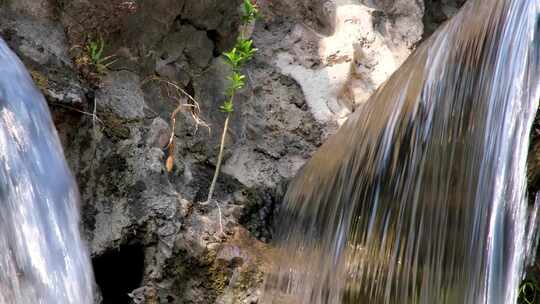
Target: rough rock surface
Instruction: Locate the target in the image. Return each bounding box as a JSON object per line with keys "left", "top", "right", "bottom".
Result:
{"left": 0, "top": 0, "right": 472, "bottom": 303}
{"left": 272, "top": 0, "right": 423, "bottom": 126}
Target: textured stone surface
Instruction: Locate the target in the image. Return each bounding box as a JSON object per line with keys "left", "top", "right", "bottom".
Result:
{"left": 96, "top": 71, "right": 147, "bottom": 119}
{"left": 3, "top": 0, "right": 55, "bottom": 20}
{"left": 273, "top": 0, "right": 423, "bottom": 126}
{"left": 423, "top": 0, "right": 467, "bottom": 36}
{"left": 0, "top": 9, "right": 85, "bottom": 106}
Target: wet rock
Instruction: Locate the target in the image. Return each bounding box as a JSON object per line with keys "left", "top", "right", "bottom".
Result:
{"left": 214, "top": 227, "right": 271, "bottom": 304}
{"left": 423, "top": 0, "right": 467, "bottom": 37}
{"left": 0, "top": 9, "right": 85, "bottom": 106}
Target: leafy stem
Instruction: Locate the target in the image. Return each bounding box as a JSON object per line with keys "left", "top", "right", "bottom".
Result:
{"left": 206, "top": 0, "right": 259, "bottom": 229}
{"left": 85, "top": 36, "right": 116, "bottom": 75}
{"left": 242, "top": 0, "right": 259, "bottom": 23}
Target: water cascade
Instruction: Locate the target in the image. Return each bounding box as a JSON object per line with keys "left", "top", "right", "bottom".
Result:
{"left": 0, "top": 38, "right": 94, "bottom": 303}
{"left": 264, "top": 0, "right": 540, "bottom": 303}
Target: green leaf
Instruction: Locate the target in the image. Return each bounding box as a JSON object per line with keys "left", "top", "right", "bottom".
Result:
{"left": 220, "top": 100, "right": 234, "bottom": 113}
{"left": 223, "top": 48, "right": 242, "bottom": 68}
{"left": 228, "top": 72, "right": 245, "bottom": 90}
{"left": 87, "top": 36, "right": 106, "bottom": 65}
{"left": 96, "top": 37, "right": 104, "bottom": 60}
{"left": 242, "top": 0, "right": 259, "bottom": 23}
{"left": 235, "top": 39, "right": 257, "bottom": 64}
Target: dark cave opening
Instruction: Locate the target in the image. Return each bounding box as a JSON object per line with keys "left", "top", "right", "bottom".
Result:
{"left": 92, "top": 244, "right": 145, "bottom": 304}
{"left": 206, "top": 29, "right": 222, "bottom": 57}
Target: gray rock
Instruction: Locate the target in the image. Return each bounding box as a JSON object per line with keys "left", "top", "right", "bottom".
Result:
{"left": 161, "top": 25, "right": 214, "bottom": 69}
{"left": 3, "top": 0, "right": 55, "bottom": 20}
{"left": 181, "top": 0, "right": 241, "bottom": 52}
{"left": 96, "top": 71, "right": 146, "bottom": 119}
{"left": 0, "top": 11, "right": 85, "bottom": 106}
{"left": 147, "top": 117, "right": 170, "bottom": 148}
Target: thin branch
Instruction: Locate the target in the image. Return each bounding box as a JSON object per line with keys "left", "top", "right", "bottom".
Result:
{"left": 204, "top": 0, "right": 259, "bottom": 237}
{"left": 142, "top": 76, "right": 210, "bottom": 135}
{"left": 49, "top": 102, "right": 104, "bottom": 125}
{"left": 142, "top": 76, "right": 211, "bottom": 173}
{"left": 206, "top": 113, "right": 230, "bottom": 236}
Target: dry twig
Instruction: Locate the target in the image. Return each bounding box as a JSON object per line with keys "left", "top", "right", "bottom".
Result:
{"left": 142, "top": 76, "right": 210, "bottom": 173}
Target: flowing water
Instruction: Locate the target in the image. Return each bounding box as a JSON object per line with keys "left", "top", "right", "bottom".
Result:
{"left": 264, "top": 0, "right": 540, "bottom": 303}
{"left": 0, "top": 38, "right": 94, "bottom": 303}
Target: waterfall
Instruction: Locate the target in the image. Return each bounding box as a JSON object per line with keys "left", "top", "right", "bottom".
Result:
{"left": 0, "top": 38, "right": 94, "bottom": 303}
{"left": 263, "top": 0, "right": 540, "bottom": 303}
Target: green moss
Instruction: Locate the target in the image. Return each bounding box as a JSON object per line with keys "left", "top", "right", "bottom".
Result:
{"left": 205, "top": 250, "right": 234, "bottom": 295}
{"left": 30, "top": 70, "right": 49, "bottom": 92}
{"left": 209, "top": 262, "right": 230, "bottom": 293}
{"left": 518, "top": 279, "right": 540, "bottom": 304}
{"left": 234, "top": 263, "right": 264, "bottom": 292}
{"left": 165, "top": 248, "right": 235, "bottom": 302}
{"left": 100, "top": 111, "right": 132, "bottom": 140}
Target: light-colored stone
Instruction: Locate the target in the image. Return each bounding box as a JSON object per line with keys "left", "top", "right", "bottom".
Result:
{"left": 274, "top": 0, "right": 422, "bottom": 125}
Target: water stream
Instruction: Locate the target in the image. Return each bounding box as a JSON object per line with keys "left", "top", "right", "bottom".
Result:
{"left": 264, "top": 0, "right": 540, "bottom": 303}
{"left": 0, "top": 38, "right": 94, "bottom": 304}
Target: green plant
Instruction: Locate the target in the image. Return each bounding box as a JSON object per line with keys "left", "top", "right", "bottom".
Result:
{"left": 242, "top": 0, "right": 259, "bottom": 23}
{"left": 519, "top": 280, "right": 539, "bottom": 304}
{"left": 85, "top": 36, "right": 116, "bottom": 74}
{"left": 206, "top": 0, "right": 259, "bottom": 234}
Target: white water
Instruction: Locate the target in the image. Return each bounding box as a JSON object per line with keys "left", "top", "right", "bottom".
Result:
{"left": 264, "top": 0, "right": 540, "bottom": 302}
{"left": 0, "top": 38, "right": 94, "bottom": 304}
